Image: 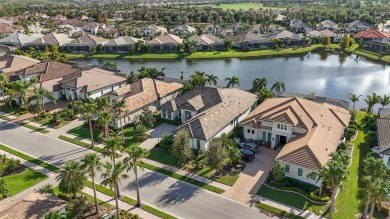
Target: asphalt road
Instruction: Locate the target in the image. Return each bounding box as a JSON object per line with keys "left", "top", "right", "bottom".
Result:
{"left": 0, "top": 121, "right": 271, "bottom": 219}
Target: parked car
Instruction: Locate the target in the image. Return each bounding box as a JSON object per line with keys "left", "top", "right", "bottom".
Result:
{"left": 239, "top": 142, "right": 259, "bottom": 153}
{"left": 240, "top": 148, "right": 255, "bottom": 161}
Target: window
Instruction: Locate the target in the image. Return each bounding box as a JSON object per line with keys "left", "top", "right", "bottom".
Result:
{"left": 247, "top": 129, "right": 251, "bottom": 134}
{"left": 277, "top": 124, "right": 280, "bottom": 129}
{"left": 252, "top": 130, "right": 255, "bottom": 134}
{"left": 178, "top": 110, "right": 181, "bottom": 118}
{"left": 196, "top": 139, "right": 201, "bottom": 149}
{"left": 387, "top": 157, "right": 390, "bottom": 167}
{"left": 167, "top": 112, "right": 171, "bottom": 119}
{"left": 310, "top": 173, "right": 317, "bottom": 180}
{"left": 162, "top": 111, "right": 166, "bottom": 118}
{"left": 297, "top": 168, "right": 303, "bottom": 177}
{"left": 284, "top": 125, "right": 287, "bottom": 130}
{"left": 285, "top": 165, "right": 290, "bottom": 173}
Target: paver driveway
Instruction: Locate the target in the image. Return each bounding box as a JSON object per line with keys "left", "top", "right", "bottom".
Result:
{"left": 139, "top": 123, "right": 177, "bottom": 150}
{"left": 223, "top": 147, "right": 279, "bottom": 205}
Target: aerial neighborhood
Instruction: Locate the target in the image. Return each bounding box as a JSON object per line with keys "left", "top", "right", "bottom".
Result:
{"left": 0, "top": 1, "right": 389, "bottom": 219}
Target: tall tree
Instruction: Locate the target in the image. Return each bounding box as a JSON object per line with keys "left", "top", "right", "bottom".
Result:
{"left": 95, "top": 97, "right": 109, "bottom": 116}
{"left": 31, "top": 87, "right": 56, "bottom": 115}
{"left": 80, "top": 153, "right": 102, "bottom": 215}
{"left": 98, "top": 111, "right": 112, "bottom": 139}
{"left": 56, "top": 161, "right": 87, "bottom": 198}
{"left": 250, "top": 77, "right": 268, "bottom": 93}
{"left": 101, "top": 161, "right": 129, "bottom": 219}
{"left": 81, "top": 102, "right": 96, "bottom": 147}
{"left": 348, "top": 93, "right": 362, "bottom": 111}
{"left": 172, "top": 129, "right": 192, "bottom": 164}
{"left": 112, "top": 99, "right": 126, "bottom": 142}
{"left": 225, "top": 76, "right": 240, "bottom": 88}
{"left": 0, "top": 74, "right": 8, "bottom": 102}
{"left": 322, "top": 36, "right": 331, "bottom": 48}
{"left": 205, "top": 74, "right": 218, "bottom": 86}
{"left": 378, "top": 95, "right": 390, "bottom": 108}
{"left": 123, "top": 145, "right": 149, "bottom": 206}
{"left": 102, "top": 61, "right": 117, "bottom": 70}
{"left": 204, "top": 138, "right": 228, "bottom": 174}
{"left": 11, "top": 78, "right": 36, "bottom": 109}
{"left": 364, "top": 93, "right": 379, "bottom": 115}
{"left": 271, "top": 81, "right": 286, "bottom": 93}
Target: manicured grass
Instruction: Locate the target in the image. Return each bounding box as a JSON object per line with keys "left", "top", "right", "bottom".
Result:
{"left": 256, "top": 202, "right": 305, "bottom": 219}
{"left": 354, "top": 49, "right": 381, "bottom": 60}
{"left": 31, "top": 116, "right": 71, "bottom": 129}
{"left": 0, "top": 115, "right": 9, "bottom": 120}
{"left": 4, "top": 168, "right": 47, "bottom": 196}
{"left": 20, "top": 122, "right": 49, "bottom": 133}
{"left": 0, "top": 144, "right": 59, "bottom": 172}
{"left": 0, "top": 104, "right": 21, "bottom": 115}
{"left": 147, "top": 148, "right": 238, "bottom": 186}
{"left": 87, "top": 181, "right": 178, "bottom": 219}
{"left": 257, "top": 185, "right": 328, "bottom": 215}
{"left": 68, "top": 125, "right": 101, "bottom": 142}
{"left": 142, "top": 162, "right": 225, "bottom": 194}
{"left": 58, "top": 135, "right": 101, "bottom": 153}
{"left": 333, "top": 111, "right": 386, "bottom": 219}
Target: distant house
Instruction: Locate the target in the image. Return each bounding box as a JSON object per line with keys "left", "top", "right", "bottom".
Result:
{"left": 240, "top": 96, "right": 350, "bottom": 187}
{"left": 147, "top": 34, "right": 183, "bottom": 52}
{"left": 25, "top": 33, "right": 73, "bottom": 50}
{"left": 348, "top": 20, "right": 372, "bottom": 32}
{"left": 268, "top": 24, "right": 285, "bottom": 33}
{"left": 143, "top": 25, "right": 167, "bottom": 36}
{"left": 226, "top": 22, "right": 242, "bottom": 33}
{"left": 59, "top": 68, "right": 126, "bottom": 100}
{"left": 353, "top": 29, "right": 390, "bottom": 43}
{"left": 308, "top": 30, "right": 343, "bottom": 43}
{"left": 0, "top": 55, "right": 40, "bottom": 79}
{"left": 379, "top": 20, "right": 390, "bottom": 33}
{"left": 106, "top": 78, "right": 183, "bottom": 128}
{"left": 251, "top": 24, "right": 264, "bottom": 34}
{"left": 0, "top": 22, "right": 23, "bottom": 35}
{"left": 170, "top": 24, "right": 196, "bottom": 36}
{"left": 377, "top": 108, "right": 390, "bottom": 169}
{"left": 227, "top": 31, "right": 273, "bottom": 50}
{"left": 268, "top": 30, "right": 304, "bottom": 46}
{"left": 0, "top": 33, "right": 41, "bottom": 47}
{"left": 289, "top": 19, "right": 312, "bottom": 33}
{"left": 189, "top": 34, "right": 225, "bottom": 51}
{"left": 318, "top": 19, "right": 339, "bottom": 32}
{"left": 362, "top": 38, "right": 390, "bottom": 52}
{"left": 83, "top": 22, "right": 106, "bottom": 35}
{"left": 203, "top": 24, "right": 223, "bottom": 35}
{"left": 51, "top": 15, "right": 67, "bottom": 21}
{"left": 64, "top": 34, "right": 109, "bottom": 52}
{"left": 103, "top": 36, "right": 143, "bottom": 53}
{"left": 159, "top": 87, "right": 258, "bottom": 150}
{"left": 275, "top": 14, "right": 286, "bottom": 22}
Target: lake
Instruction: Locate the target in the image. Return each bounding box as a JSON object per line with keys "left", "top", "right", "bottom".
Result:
{"left": 70, "top": 52, "right": 390, "bottom": 110}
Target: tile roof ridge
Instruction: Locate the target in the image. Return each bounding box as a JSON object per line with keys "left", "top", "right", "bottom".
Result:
{"left": 294, "top": 97, "right": 318, "bottom": 127}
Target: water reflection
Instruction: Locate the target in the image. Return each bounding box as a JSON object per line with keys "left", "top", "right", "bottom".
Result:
{"left": 71, "top": 51, "right": 389, "bottom": 109}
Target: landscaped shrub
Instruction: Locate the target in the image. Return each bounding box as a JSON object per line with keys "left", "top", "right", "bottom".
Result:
{"left": 348, "top": 124, "right": 358, "bottom": 131}
{"left": 160, "top": 133, "right": 173, "bottom": 145}
{"left": 344, "top": 127, "right": 357, "bottom": 140}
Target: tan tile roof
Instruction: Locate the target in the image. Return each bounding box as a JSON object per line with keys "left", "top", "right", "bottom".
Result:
{"left": 110, "top": 78, "right": 183, "bottom": 113}
{"left": 0, "top": 190, "right": 67, "bottom": 219}
{"left": 19, "top": 61, "right": 80, "bottom": 82}
{"left": 241, "top": 97, "right": 350, "bottom": 170}
{"left": 0, "top": 55, "right": 40, "bottom": 75}
{"left": 148, "top": 34, "right": 183, "bottom": 45}
{"left": 27, "top": 33, "right": 72, "bottom": 45}
{"left": 59, "top": 68, "right": 125, "bottom": 92}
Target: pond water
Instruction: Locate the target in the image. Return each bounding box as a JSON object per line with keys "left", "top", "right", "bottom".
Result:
{"left": 70, "top": 52, "right": 390, "bottom": 110}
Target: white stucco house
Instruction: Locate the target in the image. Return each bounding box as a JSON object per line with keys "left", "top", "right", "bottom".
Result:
{"left": 159, "top": 86, "right": 258, "bottom": 151}
{"left": 105, "top": 77, "right": 183, "bottom": 128}
{"left": 377, "top": 108, "right": 390, "bottom": 169}
{"left": 58, "top": 68, "right": 126, "bottom": 101}
{"left": 239, "top": 96, "right": 351, "bottom": 187}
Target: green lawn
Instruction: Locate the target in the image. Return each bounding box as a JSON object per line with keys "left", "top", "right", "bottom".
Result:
{"left": 147, "top": 148, "right": 238, "bottom": 186}
{"left": 0, "top": 104, "right": 21, "bottom": 115}
{"left": 353, "top": 49, "right": 390, "bottom": 64}
{"left": 90, "top": 53, "right": 186, "bottom": 59}
{"left": 333, "top": 112, "right": 386, "bottom": 219}
{"left": 256, "top": 202, "right": 305, "bottom": 219}
{"left": 68, "top": 125, "right": 101, "bottom": 142}
{"left": 257, "top": 185, "right": 329, "bottom": 215}
{"left": 4, "top": 168, "right": 47, "bottom": 196}
{"left": 20, "top": 122, "right": 49, "bottom": 133}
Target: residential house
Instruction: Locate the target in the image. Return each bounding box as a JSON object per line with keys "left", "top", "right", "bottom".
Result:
{"left": 289, "top": 19, "right": 312, "bottom": 33}
{"left": 240, "top": 96, "right": 350, "bottom": 187}
{"left": 251, "top": 24, "right": 264, "bottom": 34}
{"left": 275, "top": 14, "right": 286, "bottom": 22}
{"left": 0, "top": 45, "right": 15, "bottom": 54}
{"left": 189, "top": 34, "right": 225, "bottom": 51}
{"left": 0, "top": 33, "right": 41, "bottom": 47}
{"left": 268, "top": 24, "right": 285, "bottom": 33}
{"left": 361, "top": 38, "right": 390, "bottom": 52}
{"left": 353, "top": 29, "right": 390, "bottom": 41}
{"left": 97, "top": 26, "right": 117, "bottom": 38}
{"left": 170, "top": 24, "right": 196, "bottom": 36}
{"left": 51, "top": 15, "right": 67, "bottom": 21}
{"left": 64, "top": 34, "right": 109, "bottom": 52}
{"left": 317, "top": 19, "right": 339, "bottom": 32}
{"left": 226, "top": 22, "right": 242, "bottom": 33}
{"left": 103, "top": 36, "right": 143, "bottom": 53}
{"left": 106, "top": 78, "right": 183, "bottom": 128}
{"left": 147, "top": 34, "right": 183, "bottom": 52}
{"left": 379, "top": 20, "right": 390, "bottom": 33}
{"left": 24, "top": 33, "right": 73, "bottom": 50}
{"left": 308, "top": 29, "right": 343, "bottom": 43}
{"left": 227, "top": 31, "right": 273, "bottom": 50}
{"left": 83, "top": 22, "right": 106, "bottom": 35}
{"left": 16, "top": 61, "right": 79, "bottom": 103}
{"left": 143, "top": 25, "right": 167, "bottom": 36}
{"left": 203, "top": 24, "right": 222, "bottom": 35}
{"left": 0, "top": 55, "right": 40, "bottom": 79}
{"left": 0, "top": 23, "right": 23, "bottom": 36}
{"left": 159, "top": 86, "right": 258, "bottom": 150}
{"left": 377, "top": 108, "right": 390, "bottom": 169}
{"left": 268, "top": 30, "right": 304, "bottom": 46}
{"left": 58, "top": 68, "right": 126, "bottom": 100}
{"left": 348, "top": 20, "right": 372, "bottom": 32}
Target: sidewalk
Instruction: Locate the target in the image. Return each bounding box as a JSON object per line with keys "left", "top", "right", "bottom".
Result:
{"left": 46, "top": 117, "right": 85, "bottom": 138}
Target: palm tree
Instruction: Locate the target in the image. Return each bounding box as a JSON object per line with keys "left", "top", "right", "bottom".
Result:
{"left": 364, "top": 93, "right": 379, "bottom": 115}
{"left": 251, "top": 77, "right": 268, "bottom": 93}
{"left": 80, "top": 153, "right": 102, "bottom": 215}
{"left": 123, "top": 145, "right": 149, "bottom": 206}
{"left": 368, "top": 178, "right": 389, "bottom": 219}
{"left": 95, "top": 97, "right": 109, "bottom": 116}
{"left": 11, "top": 79, "right": 36, "bottom": 109}
{"left": 271, "top": 81, "right": 286, "bottom": 93}
{"left": 3, "top": 87, "right": 16, "bottom": 108}
{"left": 378, "top": 95, "right": 390, "bottom": 108}
{"left": 158, "top": 67, "right": 166, "bottom": 78}
{"left": 225, "top": 76, "right": 240, "bottom": 88}
{"left": 103, "top": 61, "right": 117, "bottom": 70}
{"left": 98, "top": 111, "right": 112, "bottom": 139}
{"left": 348, "top": 93, "right": 362, "bottom": 110}
{"left": 112, "top": 99, "right": 126, "bottom": 143}
{"left": 81, "top": 102, "right": 96, "bottom": 147}
{"left": 31, "top": 87, "right": 56, "bottom": 115}
{"left": 0, "top": 177, "right": 9, "bottom": 198}
{"left": 6, "top": 158, "right": 20, "bottom": 174}
{"left": 0, "top": 74, "right": 8, "bottom": 102}
{"left": 101, "top": 161, "right": 129, "bottom": 219}
{"left": 205, "top": 74, "right": 218, "bottom": 86}
{"left": 56, "top": 161, "right": 87, "bottom": 198}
